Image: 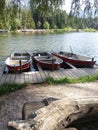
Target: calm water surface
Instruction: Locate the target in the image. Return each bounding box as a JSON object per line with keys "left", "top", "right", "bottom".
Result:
{"left": 0, "top": 32, "right": 98, "bottom": 65}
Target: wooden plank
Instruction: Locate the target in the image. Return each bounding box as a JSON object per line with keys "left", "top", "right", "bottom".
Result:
{"left": 20, "top": 74, "right": 25, "bottom": 84}
{"left": 83, "top": 68, "right": 97, "bottom": 75}
{"left": 78, "top": 68, "right": 89, "bottom": 77}
{"left": 15, "top": 74, "right": 21, "bottom": 84}
{"left": 0, "top": 73, "right": 7, "bottom": 85}
{"left": 25, "top": 71, "right": 41, "bottom": 84}
{"left": 0, "top": 64, "right": 97, "bottom": 85}
{"left": 63, "top": 69, "right": 78, "bottom": 79}
{"left": 28, "top": 75, "right": 34, "bottom": 84}
{"left": 44, "top": 70, "right": 50, "bottom": 78}
{"left": 48, "top": 71, "right": 57, "bottom": 79}
{"left": 5, "top": 74, "right": 11, "bottom": 83}
{"left": 10, "top": 74, "right": 16, "bottom": 83}
{"left": 71, "top": 69, "right": 84, "bottom": 78}
{"left": 57, "top": 70, "right": 65, "bottom": 79}
{"left": 36, "top": 64, "right": 47, "bottom": 82}
{"left": 38, "top": 71, "right": 46, "bottom": 82}
{"left": 68, "top": 69, "right": 79, "bottom": 78}
{"left": 0, "top": 66, "right": 5, "bottom": 81}
{"left": 52, "top": 70, "right": 64, "bottom": 79}
{"left": 24, "top": 71, "right": 41, "bottom": 84}
{"left": 24, "top": 72, "right": 29, "bottom": 83}
{"left": 33, "top": 71, "right": 40, "bottom": 83}
{"left": 65, "top": 62, "right": 77, "bottom": 69}
{"left": 36, "top": 63, "right": 43, "bottom": 72}
{"left": 35, "top": 71, "right": 43, "bottom": 83}
{"left": 25, "top": 72, "right": 36, "bottom": 84}
{"left": 57, "top": 70, "right": 70, "bottom": 78}
{"left": 31, "top": 72, "right": 38, "bottom": 83}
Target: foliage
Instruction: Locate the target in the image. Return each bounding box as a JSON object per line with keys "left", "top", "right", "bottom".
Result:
{"left": 0, "top": 83, "right": 28, "bottom": 96}
{"left": 44, "top": 21, "right": 50, "bottom": 29}
{"left": 0, "top": 0, "right": 98, "bottom": 31}
{"left": 45, "top": 74, "right": 98, "bottom": 85}
{"left": 70, "top": 0, "right": 98, "bottom": 17}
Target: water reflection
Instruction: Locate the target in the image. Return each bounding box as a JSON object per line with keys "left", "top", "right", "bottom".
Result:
{"left": 0, "top": 32, "right": 98, "bottom": 65}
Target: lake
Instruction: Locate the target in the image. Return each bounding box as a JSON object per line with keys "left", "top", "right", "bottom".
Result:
{"left": 0, "top": 32, "right": 98, "bottom": 65}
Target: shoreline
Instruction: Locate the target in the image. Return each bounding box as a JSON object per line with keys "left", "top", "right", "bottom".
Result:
{"left": 0, "top": 28, "right": 98, "bottom": 34}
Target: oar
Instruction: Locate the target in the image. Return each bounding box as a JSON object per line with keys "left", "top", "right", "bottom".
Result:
{"left": 70, "top": 46, "right": 73, "bottom": 54}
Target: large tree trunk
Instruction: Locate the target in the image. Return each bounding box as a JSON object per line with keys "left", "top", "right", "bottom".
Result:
{"left": 8, "top": 97, "right": 98, "bottom": 130}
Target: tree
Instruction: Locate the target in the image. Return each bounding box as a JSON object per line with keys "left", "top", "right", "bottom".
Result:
{"left": 44, "top": 21, "right": 50, "bottom": 29}
{"left": 30, "top": 0, "right": 65, "bottom": 28}
{"left": 70, "top": 0, "right": 98, "bottom": 17}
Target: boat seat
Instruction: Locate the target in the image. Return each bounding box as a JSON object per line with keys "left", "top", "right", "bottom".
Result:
{"left": 11, "top": 56, "right": 29, "bottom": 60}
{"left": 40, "top": 58, "right": 56, "bottom": 62}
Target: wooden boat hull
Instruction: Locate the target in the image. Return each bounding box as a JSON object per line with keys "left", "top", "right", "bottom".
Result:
{"left": 5, "top": 52, "right": 31, "bottom": 72}
{"left": 6, "top": 61, "right": 30, "bottom": 72}
{"left": 35, "top": 60, "right": 61, "bottom": 70}
{"left": 33, "top": 55, "right": 63, "bottom": 70}
{"left": 52, "top": 52, "right": 96, "bottom": 68}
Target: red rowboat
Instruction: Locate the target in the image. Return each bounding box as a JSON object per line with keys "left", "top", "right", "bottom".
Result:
{"left": 33, "top": 55, "right": 63, "bottom": 70}
{"left": 52, "top": 51, "right": 96, "bottom": 68}
{"left": 5, "top": 52, "right": 31, "bottom": 72}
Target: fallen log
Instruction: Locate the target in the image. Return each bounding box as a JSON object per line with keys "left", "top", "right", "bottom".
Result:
{"left": 22, "top": 98, "right": 58, "bottom": 120}
{"left": 8, "top": 97, "right": 98, "bottom": 130}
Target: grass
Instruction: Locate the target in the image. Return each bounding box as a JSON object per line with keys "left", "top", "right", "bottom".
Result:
{"left": 0, "top": 82, "right": 28, "bottom": 96}
{"left": 0, "top": 74, "right": 98, "bottom": 96}
{"left": 45, "top": 74, "right": 98, "bottom": 85}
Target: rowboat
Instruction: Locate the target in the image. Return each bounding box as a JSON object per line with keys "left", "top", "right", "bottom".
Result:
{"left": 52, "top": 51, "right": 96, "bottom": 68}
{"left": 5, "top": 52, "right": 31, "bottom": 72}
{"left": 33, "top": 55, "right": 63, "bottom": 70}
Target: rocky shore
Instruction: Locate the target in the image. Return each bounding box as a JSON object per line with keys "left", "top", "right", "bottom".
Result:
{"left": 0, "top": 82, "right": 98, "bottom": 130}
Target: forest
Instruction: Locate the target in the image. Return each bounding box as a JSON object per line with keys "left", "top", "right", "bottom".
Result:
{"left": 0, "top": 0, "right": 98, "bottom": 31}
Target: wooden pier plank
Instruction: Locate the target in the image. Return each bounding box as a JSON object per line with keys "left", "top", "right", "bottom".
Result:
{"left": 39, "top": 71, "right": 47, "bottom": 82}
{"left": 83, "top": 68, "right": 97, "bottom": 75}
{"left": 24, "top": 72, "right": 29, "bottom": 83}
{"left": 71, "top": 69, "right": 86, "bottom": 78}
{"left": 56, "top": 70, "right": 67, "bottom": 78}
{"left": 20, "top": 74, "right": 25, "bottom": 84}
{"left": 0, "top": 65, "right": 98, "bottom": 85}
{"left": 10, "top": 73, "right": 16, "bottom": 83}
{"left": 44, "top": 70, "right": 50, "bottom": 78}
{"left": 15, "top": 74, "right": 21, "bottom": 84}
{"left": 63, "top": 69, "right": 78, "bottom": 79}
{"left": 5, "top": 74, "right": 11, "bottom": 83}
{"left": 0, "top": 74, "right": 7, "bottom": 85}
{"left": 59, "top": 70, "right": 72, "bottom": 79}
{"left": 54, "top": 70, "right": 67, "bottom": 79}
{"left": 0, "top": 66, "right": 4, "bottom": 80}
{"left": 36, "top": 71, "right": 44, "bottom": 83}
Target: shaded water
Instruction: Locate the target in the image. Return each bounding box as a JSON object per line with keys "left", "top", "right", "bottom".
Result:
{"left": 0, "top": 32, "right": 98, "bottom": 65}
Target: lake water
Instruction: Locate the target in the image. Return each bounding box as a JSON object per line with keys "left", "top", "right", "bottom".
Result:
{"left": 0, "top": 32, "right": 98, "bottom": 65}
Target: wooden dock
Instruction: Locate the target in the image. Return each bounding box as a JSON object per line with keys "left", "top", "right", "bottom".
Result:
{"left": 0, "top": 65, "right": 98, "bottom": 85}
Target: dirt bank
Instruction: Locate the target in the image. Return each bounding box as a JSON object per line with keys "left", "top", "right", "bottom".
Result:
{"left": 0, "top": 82, "right": 98, "bottom": 130}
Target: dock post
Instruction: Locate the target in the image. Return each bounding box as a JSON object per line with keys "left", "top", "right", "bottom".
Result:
{"left": 19, "top": 60, "right": 22, "bottom": 73}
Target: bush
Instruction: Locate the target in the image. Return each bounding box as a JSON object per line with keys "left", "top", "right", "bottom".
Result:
{"left": 44, "top": 21, "right": 50, "bottom": 29}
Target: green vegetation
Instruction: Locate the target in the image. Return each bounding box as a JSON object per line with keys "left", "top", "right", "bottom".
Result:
{"left": 0, "top": 0, "right": 98, "bottom": 31}
{"left": 0, "top": 74, "right": 98, "bottom": 96}
{"left": 0, "top": 83, "right": 28, "bottom": 96}
{"left": 45, "top": 74, "right": 98, "bottom": 85}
